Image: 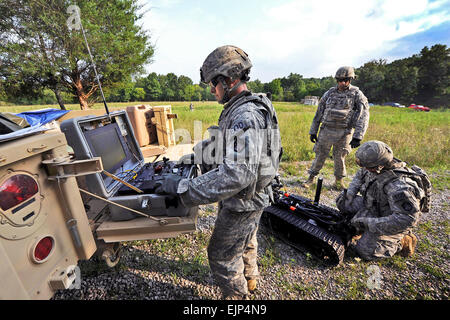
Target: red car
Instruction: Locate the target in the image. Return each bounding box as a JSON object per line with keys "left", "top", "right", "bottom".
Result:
{"left": 408, "top": 104, "right": 431, "bottom": 112}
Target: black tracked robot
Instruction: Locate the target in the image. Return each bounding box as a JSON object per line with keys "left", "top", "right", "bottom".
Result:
{"left": 261, "top": 176, "right": 358, "bottom": 265}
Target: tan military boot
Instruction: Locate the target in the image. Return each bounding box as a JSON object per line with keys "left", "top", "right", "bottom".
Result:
{"left": 302, "top": 175, "right": 315, "bottom": 188}
{"left": 247, "top": 279, "right": 257, "bottom": 292}
{"left": 399, "top": 234, "right": 418, "bottom": 257}
{"left": 334, "top": 178, "right": 347, "bottom": 190}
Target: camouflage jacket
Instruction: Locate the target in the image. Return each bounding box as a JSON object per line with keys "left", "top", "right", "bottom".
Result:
{"left": 309, "top": 84, "right": 370, "bottom": 140}
{"left": 178, "top": 91, "right": 282, "bottom": 212}
{"left": 347, "top": 164, "right": 425, "bottom": 235}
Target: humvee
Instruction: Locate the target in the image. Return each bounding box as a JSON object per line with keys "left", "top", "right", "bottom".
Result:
{"left": 0, "top": 111, "right": 198, "bottom": 299}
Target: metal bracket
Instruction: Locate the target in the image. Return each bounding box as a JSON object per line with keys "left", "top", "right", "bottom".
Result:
{"left": 44, "top": 157, "right": 103, "bottom": 180}
{"left": 27, "top": 144, "right": 48, "bottom": 153}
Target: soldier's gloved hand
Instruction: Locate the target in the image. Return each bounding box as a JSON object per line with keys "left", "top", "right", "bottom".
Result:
{"left": 336, "top": 191, "right": 355, "bottom": 214}
{"left": 350, "top": 138, "right": 361, "bottom": 149}
{"left": 310, "top": 134, "right": 318, "bottom": 143}
{"left": 178, "top": 153, "right": 195, "bottom": 165}
{"left": 351, "top": 217, "right": 367, "bottom": 233}
{"left": 154, "top": 175, "right": 184, "bottom": 196}
{"left": 346, "top": 192, "right": 355, "bottom": 206}
{"left": 335, "top": 192, "right": 346, "bottom": 212}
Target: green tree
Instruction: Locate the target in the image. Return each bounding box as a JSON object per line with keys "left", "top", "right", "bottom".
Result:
{"left": 305, "top": 79, "right": 322, "bottom": 97}
{"left": 384, "top": 58, "right": 418, "bottom": 104}
{"left": 0, "top": 75, "right": 45, "bottom": 105}
{"left": 132, "top": 87, "right": 145, "bottom": 101}
{"left": 104, "top": 81, "right": 133, "bottom": 102}
{"left": 415, "top": 44, "right": 450, "bottom": 107}
{"left": 164, "top": 88, "right": 175, "bottom": 101}
{"left": 247, "top": 79, "right": 264, "bottom": 93}
{"left": 166, "top": 73, "right": 178, "bottom": 100}
{"left": 354, "top": 59, "right": 387, "bottom": 103}
{"left": 183, "top": 84, "right": 196, "bottom": 101}
{"left": 0, "top": 81, "right": 7, "bottom": 103}
{"left": 279, "top": 73, "right": 304, "bottom": 101}
{"left": 200, "top": 84, "right": 215, "bottom": 101}
{"left": 140, "top": 73, "right": 162, "bottom": 101}
{"left": 177, "top": 75, "right": 194, "bottom": 100}
{"left": 192, "top": 85, "right": 203, "bottom": 101}
{"left": 293, "top": 80, "right": 307, "bottom": 101}
{"left": 320, "top": 76, "right": 336, "bottom": 93}
{"left": 265, "top": 79, "right": 283, "bottom": 101}
{"left": 0, "top": 0, "right": 154, "bottom": 110}
{"left": 158, "top": 73, "right": 181, "bottom": 101}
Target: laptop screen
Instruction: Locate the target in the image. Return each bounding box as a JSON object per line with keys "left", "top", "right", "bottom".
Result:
{"left": 84, "top": 122, "right": 130, "bottom": 173}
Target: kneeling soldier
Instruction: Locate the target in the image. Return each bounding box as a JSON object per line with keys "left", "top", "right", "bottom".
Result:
{"left": 336, "top": 141, "right": 431, "bottom": 260}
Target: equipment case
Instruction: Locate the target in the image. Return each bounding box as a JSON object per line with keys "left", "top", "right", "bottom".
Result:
{"left": 60, "top": 111, "right": 198, "bottom": 222}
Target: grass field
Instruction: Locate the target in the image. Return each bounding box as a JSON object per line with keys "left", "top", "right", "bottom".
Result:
{"left": 1, "top": 101, "right": 449, "bottom": 188}
{"left": 6, "top": 101, "right": 447, "bottom": 300}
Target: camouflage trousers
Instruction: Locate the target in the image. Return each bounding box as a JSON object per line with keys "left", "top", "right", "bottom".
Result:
{"left": 308, "top": 126, "right": 352, "bottom": 179}
{"left": 336, "top": 193, "right": 405, "bottom": 260}
{"left": 207, "top": 204, "right": 263, "bottom": 297}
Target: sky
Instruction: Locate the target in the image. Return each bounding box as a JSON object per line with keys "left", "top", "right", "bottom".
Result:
{"left": 139, "top": 0, "right": 450, "bottom": 83}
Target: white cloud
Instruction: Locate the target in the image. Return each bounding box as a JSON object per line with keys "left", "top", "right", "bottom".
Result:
{"left": 250, "top": 0, "right": 448, "bottom": 78}
{"left": 140, "top": 0, "right": 449, "bottom": 82}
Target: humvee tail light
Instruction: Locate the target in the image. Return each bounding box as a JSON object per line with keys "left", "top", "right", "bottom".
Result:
{"left": 0, "top": 174, "right": 38, "bottom": 211}
{"left": 33, "top": 236, "right": 54, "bottom": 263}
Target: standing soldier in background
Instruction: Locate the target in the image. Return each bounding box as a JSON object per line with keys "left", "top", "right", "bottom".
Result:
{"left": 336, "top": 141, "right": 431, "bottom": 260}
{"left": 303, "top": 66, "right": 370, "bottom": 190}
{"left": 155, "top": 45, "right": 282, "bottom": 300}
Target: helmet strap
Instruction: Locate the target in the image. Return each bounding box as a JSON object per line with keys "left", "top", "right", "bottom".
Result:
{"left": 219, "top": 78, "right": 244, "bottom": 104}
{"left": 218, "top": 77, "right": 230, "bottom": 104}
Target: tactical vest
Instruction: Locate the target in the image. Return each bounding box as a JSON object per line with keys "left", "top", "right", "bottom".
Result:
{"left": 322, "top": 86, "right": 359, "bottom": 129}
{"left": 363, "top": 164, "right": 431, "bottom": 214}
{"left": 219, "top": 92, "right": 282, "bottom": 200}
{"left": 396, "top": 165, "right": 431, "bottom": 213}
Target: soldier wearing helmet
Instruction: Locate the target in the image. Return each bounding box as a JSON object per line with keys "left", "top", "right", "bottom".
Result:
{"left": 155, "top": 45, "right": 282, "bottom": 299}
{"left": 335, "top": 141, "right": 430, "bottom": 261}
{"left": 200, "top": 45, "right": 253, "bottom": 104}
{"left": 302, "top": 66, "right": 370, "bottom": 190}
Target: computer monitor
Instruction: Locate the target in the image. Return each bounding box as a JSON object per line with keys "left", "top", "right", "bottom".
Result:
{"left": 84, "top": 123, "right": 131, "bottom": 174}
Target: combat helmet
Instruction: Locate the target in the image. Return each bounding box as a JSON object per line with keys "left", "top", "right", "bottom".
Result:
{"left": 355, "top": 141, "right": 394, "bottom": 168}
{"left": 335, "top": 66, "right": 356, "bottom": 79}
{"left": 200, "top": 45, "right": 252, "bottom": 84}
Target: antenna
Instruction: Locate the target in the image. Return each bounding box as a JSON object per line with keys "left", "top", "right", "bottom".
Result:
{"left": 79, "top": 23, "right": 110, "bottom": 117}
{"left": 67, "top": 4, "right": 110, "bottom": 117}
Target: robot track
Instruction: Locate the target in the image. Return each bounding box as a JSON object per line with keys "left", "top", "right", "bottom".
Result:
{"left": 261, "top": 205, "right": 346, "bottom": 265}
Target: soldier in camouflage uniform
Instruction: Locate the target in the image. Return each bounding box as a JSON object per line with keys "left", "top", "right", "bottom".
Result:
{"left": 303, "top": 66, "right": 370, "bottom": 190}
{"left": 155, "top": 45, "right": 282, "bottom": 299}
{"left": 336, "top": 141, "right": 430, "bottom": 260}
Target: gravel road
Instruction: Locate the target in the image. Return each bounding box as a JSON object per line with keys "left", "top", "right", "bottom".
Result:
{"left": 53, "top": 177, "right": 449, "bottom": 301}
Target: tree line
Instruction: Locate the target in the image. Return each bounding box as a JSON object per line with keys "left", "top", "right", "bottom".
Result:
{"left": 353, "top": 44, "right": 449, "bottom": 108}
{"left": 247, "top": 44, "right": 449, "bottom": 108}
{"left": 2, "top": 44, "right": 448, "bottom": 109}
{"left": 0, "top": 1, "right": 447, "bottom": 109}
